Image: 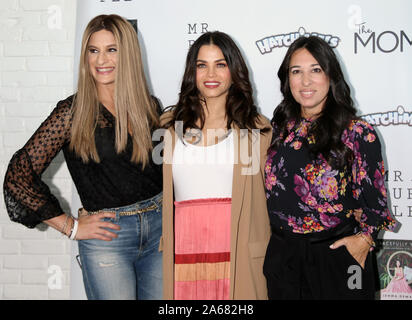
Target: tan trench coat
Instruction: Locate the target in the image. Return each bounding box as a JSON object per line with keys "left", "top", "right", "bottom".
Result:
{"left": 159, "top": 113, "right": 272, "bottom": 299}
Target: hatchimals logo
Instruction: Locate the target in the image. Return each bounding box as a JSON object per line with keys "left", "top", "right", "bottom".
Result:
{"left": 255, "top": 27, "right": 340, "bottom": 55}
{"left": 361, "top": 106, "right": 412, "bottom": 126}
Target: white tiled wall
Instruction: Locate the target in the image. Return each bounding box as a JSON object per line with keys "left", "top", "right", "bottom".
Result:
{"left": 0, "top": 0, "right": 77, "bottom": 300}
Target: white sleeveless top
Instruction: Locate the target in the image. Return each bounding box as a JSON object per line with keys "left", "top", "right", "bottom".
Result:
{"left": 172, "top": 131, "right": 234, "bottom": 202}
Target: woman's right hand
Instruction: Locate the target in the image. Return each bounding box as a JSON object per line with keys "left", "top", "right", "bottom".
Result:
{"left": 75, "top": 211, "right": 121, "bottom": 241}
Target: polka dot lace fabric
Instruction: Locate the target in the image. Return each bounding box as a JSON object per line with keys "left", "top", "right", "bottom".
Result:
{"left": 3, "top": 97, "right": 73, "bottom": 228}
{"left": 3, "top": 95, "right": 163, "bottom": 228}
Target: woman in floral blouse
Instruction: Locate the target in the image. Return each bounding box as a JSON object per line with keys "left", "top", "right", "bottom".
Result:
{"left": 263, "top": 36, "right": 397, "bottom": 299}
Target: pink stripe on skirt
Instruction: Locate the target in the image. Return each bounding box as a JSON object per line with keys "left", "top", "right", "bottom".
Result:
{"left": 174, "top": 198, "right": 231, "bottom": 300}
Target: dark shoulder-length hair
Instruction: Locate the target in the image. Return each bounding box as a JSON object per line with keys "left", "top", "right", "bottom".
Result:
{"left": 272, "top": 36, "right": 358, "bottom": 169}
{"left": 163, "top": 31, "right": 267, "bottom": 134}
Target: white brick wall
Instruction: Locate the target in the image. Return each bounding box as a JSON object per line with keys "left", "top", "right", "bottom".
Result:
{"left": 0, "top": 0, "right": 77, "bottom": 300}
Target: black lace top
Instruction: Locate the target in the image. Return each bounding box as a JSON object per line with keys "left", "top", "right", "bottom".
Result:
{"left": 3, "top": 95, "right": 163, "bottom": 228}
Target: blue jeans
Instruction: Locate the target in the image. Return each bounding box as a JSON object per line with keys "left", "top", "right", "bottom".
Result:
{"left": 77, "top": 193, "right": 163, "bottom": 300}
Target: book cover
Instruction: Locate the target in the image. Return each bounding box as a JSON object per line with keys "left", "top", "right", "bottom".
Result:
{"left": 376, "top": 239, "right": 412, "bottom": 300}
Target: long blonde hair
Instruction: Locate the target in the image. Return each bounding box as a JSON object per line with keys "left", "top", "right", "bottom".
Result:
{"left": 70, "top": 14, "right": 159, "bottom": 167}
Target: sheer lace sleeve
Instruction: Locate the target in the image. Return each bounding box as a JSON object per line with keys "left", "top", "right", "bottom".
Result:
{"left": 3, "top": 96, "right": 74, "bottom": 228}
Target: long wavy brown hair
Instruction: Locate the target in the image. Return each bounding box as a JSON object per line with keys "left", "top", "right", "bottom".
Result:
{"left": 163, "top": 31, "right": 267, "bottom": 134}
{"left": 70, "top": 14, "right": 159, "bottom": 167}
{"left": 271, "top": 36, "right": 358, "bottom": 169}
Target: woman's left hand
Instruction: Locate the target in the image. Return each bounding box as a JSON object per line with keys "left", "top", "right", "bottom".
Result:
{"left": 330, "top": 233, "right": 372, "bottom": 269}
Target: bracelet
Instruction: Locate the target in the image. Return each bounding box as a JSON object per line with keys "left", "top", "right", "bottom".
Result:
{"left": 60, "top": 214, "right": 70, "bottom": 236}
{"left": 357, "top": 232, "right": 376, "bottom": 248}
{"left": 69, "top": 218, "right": 79, "bottom": 240}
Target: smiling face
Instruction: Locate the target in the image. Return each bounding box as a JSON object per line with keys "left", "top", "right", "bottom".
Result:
{"left": 289, "top": 48, "right": 330, "bottom": 119}
{"left": 87, "top": 29, "right": 118, "bottom": 90}
{"left": 195, "top": 44, "right": 232, "bottom": 104}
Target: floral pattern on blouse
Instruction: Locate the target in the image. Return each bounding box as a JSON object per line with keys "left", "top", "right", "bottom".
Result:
{"left": 265, "top": 118, "right": 397, "bottom": 236}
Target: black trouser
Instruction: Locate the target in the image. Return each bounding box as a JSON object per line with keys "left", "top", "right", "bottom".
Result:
{"left": 263, "top": 223, "right": 376, "bottom": 300}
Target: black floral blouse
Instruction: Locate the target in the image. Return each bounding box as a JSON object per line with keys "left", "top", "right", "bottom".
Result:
{"left": 265, "top": 118, "right": 397, "bottom": 238}
{"left": 3, "top": 95, "right": 163, "bottom": 228}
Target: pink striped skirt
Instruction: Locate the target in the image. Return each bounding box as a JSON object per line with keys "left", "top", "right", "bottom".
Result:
{"left": 174, "top": 198, "right": 231, "bottom": 300}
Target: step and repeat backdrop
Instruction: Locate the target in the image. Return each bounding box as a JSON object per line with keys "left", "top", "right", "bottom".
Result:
{"left": 70, "top": 0, "right": 412, "bottom": 299}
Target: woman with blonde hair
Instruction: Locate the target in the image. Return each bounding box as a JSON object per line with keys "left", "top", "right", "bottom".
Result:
{"left": 3, "top": 14, "right": 163, "bottom": 300}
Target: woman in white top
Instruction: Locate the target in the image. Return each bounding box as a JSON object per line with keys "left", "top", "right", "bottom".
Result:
{"left": 161, "top": 31, "right": 272, "bottom": 300}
